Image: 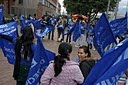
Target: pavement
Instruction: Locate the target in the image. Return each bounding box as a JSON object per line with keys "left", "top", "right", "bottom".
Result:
{"left": 0, "top": 28, "right": 100, "bottom": 85}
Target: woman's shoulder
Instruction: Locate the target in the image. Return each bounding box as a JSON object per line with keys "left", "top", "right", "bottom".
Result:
{"left": 80, "top": 59, "right": 95, "bottom": 67}
{"left": 65, "top": 61, "right": 79, "bottom": 68}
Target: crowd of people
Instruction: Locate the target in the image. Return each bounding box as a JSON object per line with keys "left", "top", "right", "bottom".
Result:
{"left": 10, "top": 13, "right": 95, "bottom": 48}
{"left": 1, "top": 13, "right": 128, "bottom": 85}
{"left": 4, "top": 13, "right": 97, "bottom": 85}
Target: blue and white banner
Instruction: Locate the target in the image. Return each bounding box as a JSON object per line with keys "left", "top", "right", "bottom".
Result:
{"left": 26, "top": 38, "right": 55, "bottom": 85}
{"left": 20, "top": 19, "right": 34, "bottom": 31}
{"left": 0, "top": 4, "right": 4, "bottom": 25}
{"left": 32, "top": 19, "right": 42, "bottom": 30}
{"left": 93, "top": 13, "right": 117, "bottom": 56}
{"left": 0, "top": 22, "right": 17, "bottom": 39}
{"left": 83, "top": 38, "right": 128, "bottom": 85}
{"left": 36, "top": 25, "right": 54, "bottom": 37}
{"left": 0, "top": 22, "right": 17, "bottom": 64}
{"left": 110, "top": 13, "right": 127, "bottom": 37}
{"left": 0, "top": 38, "right": 15, "bottom": 64}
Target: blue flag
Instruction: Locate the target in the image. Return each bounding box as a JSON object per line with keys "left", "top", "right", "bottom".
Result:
{"left": 26, "top": 38, "right": 55, "bottom": 85}
{"left": 0, "top": 38, "right": 15, "bottom": 64}
{"left": 37, "top": 24, "right": 54, "bottom": 37}
{"left": 110, "top": 13, "right": 127, "bottom": 37}
{"left": 0, "top": 4, "right": 4, "bottom": 25}
{"left": 93, "top": 13, "right": 117, "bottom": 56}
{"left": 20, "top": 19, "right": 34, "bottom": 31}
{"left": 83, "top": 39, "right": 128, "bottom": 85}
{"left": 126, "top": 12, "right": 128, "bottom": 30}
{"left": 0, "top": 22, "right": 17, "bottom": 64}
{"left": 32, "top": 19, "right": 42, "bottom": 30}
{"left": 0, "top": 22, "right": 17, "bottom": 40}
{"left": 73, "top": 21, "right": 81, "bottom": 42}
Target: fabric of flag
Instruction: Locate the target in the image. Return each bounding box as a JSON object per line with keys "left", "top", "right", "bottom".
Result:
{"left": 0, "top": 4, "right": 4, "bottom": 25}
{"left": 110, "top": 13, "right": 127, "bottom": 37}
{"left": 0, "top": 22, "right": 17, "bottom": 40}
{"left": 126, "top": 11, "right": 128, "bottom": 30}
{"left": 20, "top": 19, "right": 34, "bottom": 31}
{"left": 0, "top": 22, "right": 17, "bottom": 64}
{"left": 0, "top": 38, "right": 15, "bottom": 64}
{"left": 83, "top": 38, "right": 128, "bottom": 85}
{"left": 73, "top": 21, "right": 81, "bottom": 42}
{"left": 32, "top": 19, "right": 42, "bottom": 30}
{"left": 38, "top": 24, "right": 54, "bottom": 37}
{"left": 93, "top": 13, "right": 117, "bottom": 56}
{"left": 65, "top": 23, "right": 76, "bottom": 35}
{"left": 58, "top": 24, "right": 64, "bottom": 30}
{"left": 26, "top": 38, "right": 55, "bottom": 85}
{"left": 68, "top": 24, "right": 73, "bottom": 31}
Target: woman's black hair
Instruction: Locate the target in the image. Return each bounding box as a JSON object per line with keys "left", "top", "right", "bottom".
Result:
{"left": 15, "top": 26, "right": 34, "bottom": 60}
{"left": 13, "top": 26, "right": 34, "bottom": 79}
{"left": 54, "top": 42, "right": 72, "bottom": 77}
{"left": 79, "top": 45, "right": 91, "bottom": 58}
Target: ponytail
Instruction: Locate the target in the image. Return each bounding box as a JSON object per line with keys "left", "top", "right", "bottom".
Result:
{"left": 54, "top": 42, "right": 72, "bottom": 77}
{"left": 54, "top": 55, "right": 67, "bottom": 77}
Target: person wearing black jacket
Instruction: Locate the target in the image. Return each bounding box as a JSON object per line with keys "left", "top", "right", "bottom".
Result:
{"left": 78, "top": 45, "right": 95, "bottom": 80}
{"left": 13, "top": 26, "right": 36, "bottom": 85}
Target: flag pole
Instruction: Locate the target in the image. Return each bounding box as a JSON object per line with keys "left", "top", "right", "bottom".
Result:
{"left": 114, "top": 0, "right": 119, "bottom": 19}
{"left": 126, "top": 1, "right": 128, "bottom": 12}
{"left": 106, "top": 0, "right": 111, "bottom": 18}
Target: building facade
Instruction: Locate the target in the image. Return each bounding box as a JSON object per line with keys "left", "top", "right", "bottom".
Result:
{"left": 11, "top": 0, "right": 38, "bottom": 17}
{"left": 37, "top": 0, "right": 61, "bottom": 18}
{"left": 0, "top": 0, "right": 15, "bottom": 16}
{"left": 1, "top": 0, "right": 61, "bottom": 18}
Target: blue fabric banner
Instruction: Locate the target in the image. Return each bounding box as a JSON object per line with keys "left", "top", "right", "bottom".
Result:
{"left": 36, "top": 24, "right": 54, "bottom": 37}
{"left": 110, "top": 13, "right": 127, "bottom": 37}
{"left": 26, "top": 38, "right": 55, "bottom": 85}
{"left": 20, "top": 19, "right": 34, "bottom": 31}
{"left": 32, "top": 19, "right": 42, "bottom": 30}
{"left": 73, "top": 21, "right": 81, "bottom": 42}
{"left": 83, "top": 38, "right": 128, "bottom": 85}
{"left": 0, "top": 4, "right": 4, "bottom": 25}
{"left": 0, "top": 22, "right": 17, "bottom": 64}
{"left": 93, "top": 13, "right": 117, "bottom": 56}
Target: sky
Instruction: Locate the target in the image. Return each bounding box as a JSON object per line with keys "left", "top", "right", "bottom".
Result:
{"left": 118, "top": 0, "right": 128, "bottom": 16}
{"left": 58, "top": 0, "right": 128, "bottom": 15}
{"left": 58, "top": 0, "right": 66, "bottom": 14}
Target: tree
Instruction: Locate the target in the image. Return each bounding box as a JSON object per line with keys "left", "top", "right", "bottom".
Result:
{"left": 63, "top": 0, "right": 120, "bottom": 23}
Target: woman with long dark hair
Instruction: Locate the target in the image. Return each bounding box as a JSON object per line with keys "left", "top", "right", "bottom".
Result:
{"left": 13, "top": 26, "right": 36, "bottom": 85}
{"left": 78, "top": 45, "right": 95, "bottom": 80}
{"left": 40, "top": 42, "right": 84, "bottom": 85}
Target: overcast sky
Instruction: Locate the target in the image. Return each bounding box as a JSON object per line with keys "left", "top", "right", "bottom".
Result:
{"left": 58, "top": 0, "right": 66, "bottom": 14}
{"left": 58, "top": 0, "right": 128, "bottom": 15}
{"left": 118, "top": 0, "right": 128, "bottom": 16}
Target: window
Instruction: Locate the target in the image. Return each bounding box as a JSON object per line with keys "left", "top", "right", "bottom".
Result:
{"left": 19, "top": 0, "right": 23, "bottom": 4}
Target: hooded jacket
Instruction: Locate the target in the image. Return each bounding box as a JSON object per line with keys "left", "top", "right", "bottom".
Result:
{"left": 40, "top": 61, "right": 84, "bottom": 85}
{"left": 79, "top": 59, "right": 95, "bottom": 80}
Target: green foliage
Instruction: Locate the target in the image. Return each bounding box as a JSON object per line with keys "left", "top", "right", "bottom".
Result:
{"left": 64, "top": 0, "right": 120, "bottom": 22}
